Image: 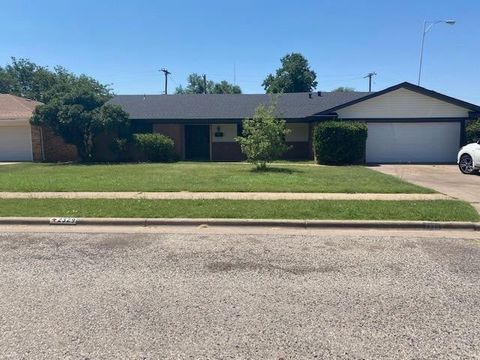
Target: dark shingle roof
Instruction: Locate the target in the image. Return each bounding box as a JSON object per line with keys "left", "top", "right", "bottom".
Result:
{"left": 109, "top": 91, "right": 370, "bottom": 120}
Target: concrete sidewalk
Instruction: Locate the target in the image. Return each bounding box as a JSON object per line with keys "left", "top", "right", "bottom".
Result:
{"left": 0, "top": 191, "right": 450, "bottom": 201}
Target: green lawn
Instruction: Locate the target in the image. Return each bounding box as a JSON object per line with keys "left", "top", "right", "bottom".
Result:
{"left": 0, "top": 162, "right": 432, "bottom": 193}
{"left": 0, "top": 199, "right": 477, "bottom": 222}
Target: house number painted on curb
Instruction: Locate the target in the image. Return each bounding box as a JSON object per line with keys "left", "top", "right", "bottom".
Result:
{"left": 49, "top": 217, "right": 77, "bottom": 225}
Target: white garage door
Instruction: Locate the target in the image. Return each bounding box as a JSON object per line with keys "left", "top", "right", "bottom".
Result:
{"left": 0, "top": 125, "right": 33, "bottom": 161}
{"left": 366, "top": 122, "right": 460, "bottom": 163}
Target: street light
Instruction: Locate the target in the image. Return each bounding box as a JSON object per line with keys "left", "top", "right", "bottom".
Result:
{"left": 417, "top": 19, "right": 456, "bottom": 86}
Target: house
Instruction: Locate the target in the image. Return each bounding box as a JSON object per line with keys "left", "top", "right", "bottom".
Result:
{"left": 0, "top": 94, "right": 76, "bottom": 162}
{"left": 1, "top": 82, "right": 479, "bottom": 163}
{"left": 110, "top": 82, "right": 480, "bottom": 163}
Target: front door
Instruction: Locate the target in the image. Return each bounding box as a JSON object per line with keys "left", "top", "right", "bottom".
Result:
{"left": 185, "top": 125, "right": 210, "bottom": 160}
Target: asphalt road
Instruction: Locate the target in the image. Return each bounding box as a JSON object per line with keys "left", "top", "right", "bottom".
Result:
{"left": 0, "top": 228, "right": 479, "bottom": 359}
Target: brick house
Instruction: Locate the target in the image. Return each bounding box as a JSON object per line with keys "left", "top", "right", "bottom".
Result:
{"left": 110, "top": 82, "right": 480, "bottom": 163}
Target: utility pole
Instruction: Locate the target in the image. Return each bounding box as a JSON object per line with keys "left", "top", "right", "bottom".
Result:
{"left": 203, "top": 74, "right": 207, "bottom": 94}
{"left": 364, "top": 72, "right": 377, "bottom": 92}
{"left": 160, "top": 68, "right": 171, "bottom": 94}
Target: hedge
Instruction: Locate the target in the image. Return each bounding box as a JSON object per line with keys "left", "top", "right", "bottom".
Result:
{"left": 313, "top": 121, "right": 368, "bottom": 165}
{"left": 466, "top": 119, "right": 480, "bottom": 143}
{"left": 133, "top": 133, "right": 177, "bottom": 162}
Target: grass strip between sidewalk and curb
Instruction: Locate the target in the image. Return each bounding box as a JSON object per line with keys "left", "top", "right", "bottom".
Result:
{"left": 0, "top": 199, "right": 477, "bottom": 222}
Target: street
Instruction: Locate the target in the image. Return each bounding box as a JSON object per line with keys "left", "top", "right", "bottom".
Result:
{"left": 0, "top": 226, "right": 479, "bottom": 359}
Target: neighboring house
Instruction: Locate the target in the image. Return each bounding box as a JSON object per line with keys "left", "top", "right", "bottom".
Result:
{"left": 111, "top": 82, "right": 480, "bottom": 163}
{"left": 0, "top": 94, "right": 77, "bottom": 162}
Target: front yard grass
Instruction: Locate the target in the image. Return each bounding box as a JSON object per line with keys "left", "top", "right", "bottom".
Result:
{"left": 0, "top": 199, "right": 477, "bottom": 222}
{"left": 0, "top": 162, "right": 432, "bottom": 193}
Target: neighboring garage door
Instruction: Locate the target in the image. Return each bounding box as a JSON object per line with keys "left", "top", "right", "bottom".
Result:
{"left": 0, "top": 125, "right": 33, "bottom": 161}
{"left": 366, "top": 122, "right": 460, "bottom": 163}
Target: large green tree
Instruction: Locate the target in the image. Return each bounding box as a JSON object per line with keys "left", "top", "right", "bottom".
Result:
{"left": 0, "top": 57, "right": 130, "bottom": 161}
{"left": 31, "top": 84, "right": 130, "bottom": 161}
{"left": 0, "top": 58, "right": 57, "bottom": 102}
{"left": 175, "top": 73, "right": 241, "bottom": 94}
{"left": 262, "top": 53, "right": 317, "bottom": 93}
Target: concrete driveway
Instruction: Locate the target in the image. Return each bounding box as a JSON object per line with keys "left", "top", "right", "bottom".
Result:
{"left": 370, "top": 165, "right": 480, "bottom": 212}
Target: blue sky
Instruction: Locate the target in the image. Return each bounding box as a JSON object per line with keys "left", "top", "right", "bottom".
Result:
{"left": 1, "top": 0, "right": 478, "bottom": 102}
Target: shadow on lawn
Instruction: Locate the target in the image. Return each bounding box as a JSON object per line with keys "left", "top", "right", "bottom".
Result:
{"left": 249, "top": 167, "right": 302, "bottom": 174}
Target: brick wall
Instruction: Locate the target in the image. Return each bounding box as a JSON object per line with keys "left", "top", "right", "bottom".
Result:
{"left": 211, "top": 142, "right": 245, "bottom": 161}
{"left": 153, "top": 124, "right": 184, "bottom": 159}
{"left": 282, "top": 142, "right": 311, "bottom": 160}
{"left": 212, "top": 141, "right": 312, "bottom": 161}
{"left": 33, "top": 126, "right": 78, "bottom": 162}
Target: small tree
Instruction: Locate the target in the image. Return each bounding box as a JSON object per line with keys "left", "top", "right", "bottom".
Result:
{"left": 235, "top": 102, "right": 290, "bottom": 169}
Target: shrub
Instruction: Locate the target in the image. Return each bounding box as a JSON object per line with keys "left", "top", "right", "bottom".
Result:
{"left": 133, "top": 133, "right": 176, "bottom": 162}
{"left": 466, "top": 119, "right": 480, "bottom": 143}
{"left": 313, "top": 121, "right": 368, "bottom": 165}
{"left": 235, "top": 102, "right": 290, "bottom": 169}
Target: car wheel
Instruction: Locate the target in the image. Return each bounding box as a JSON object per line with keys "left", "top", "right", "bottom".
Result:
{"left": 459, "top": 154, "right": 475, "bottom": 174}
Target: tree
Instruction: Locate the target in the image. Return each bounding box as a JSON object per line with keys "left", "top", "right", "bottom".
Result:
{"left": 235, "top": 101, "right": 290, "bottom": 169}
{"left": 1, "top": 57, "right": 130, "bottom": 161}
{"left": 175, "top": 73, "right": 242, "bottom": 94}
{"left": 262, "top": 53, "right": 317, "bottom": 93}
{"left": 175, "top": 73, "right": 214, "bottom": 94}
{"left": 0, "top": 57, "right": 57, "bottom": 102}
{"left": 212, "top": 80, "right": 241, "bottom": 94}
{"left": 332, "top": 86, "right": 356, "bottom": 92}
{"left": 31, "top": 77, "right": 130, "bottom": 161}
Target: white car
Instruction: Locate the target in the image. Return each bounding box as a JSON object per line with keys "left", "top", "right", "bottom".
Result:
{"left": 457, "top": 141, "right": 480, "bottom": 174}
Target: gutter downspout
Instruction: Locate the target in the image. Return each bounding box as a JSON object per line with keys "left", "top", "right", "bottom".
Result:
{"left": 39, "top": 127, "right": 45, "bottom": 161}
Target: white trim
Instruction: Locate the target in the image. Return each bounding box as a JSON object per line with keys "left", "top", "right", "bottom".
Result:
{"left": 27, "top": 124, "right": 33, "bottom": 161}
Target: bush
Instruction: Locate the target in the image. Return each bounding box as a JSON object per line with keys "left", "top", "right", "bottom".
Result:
{"left": 466, "top": 119, "right": 480, "bottom": 143}
{"left": 313, "top": 121, "right": 368, "bottom": 165}
{"left": 235, "top": 103, "right": 290, "bottom": 169}
{"left": 133, "top": 133, "right": 176, "bottom": 162}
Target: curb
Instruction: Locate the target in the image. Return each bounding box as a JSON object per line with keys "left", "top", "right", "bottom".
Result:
{"left": 0, "top": 217, "right": 479, "bottom": 231}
